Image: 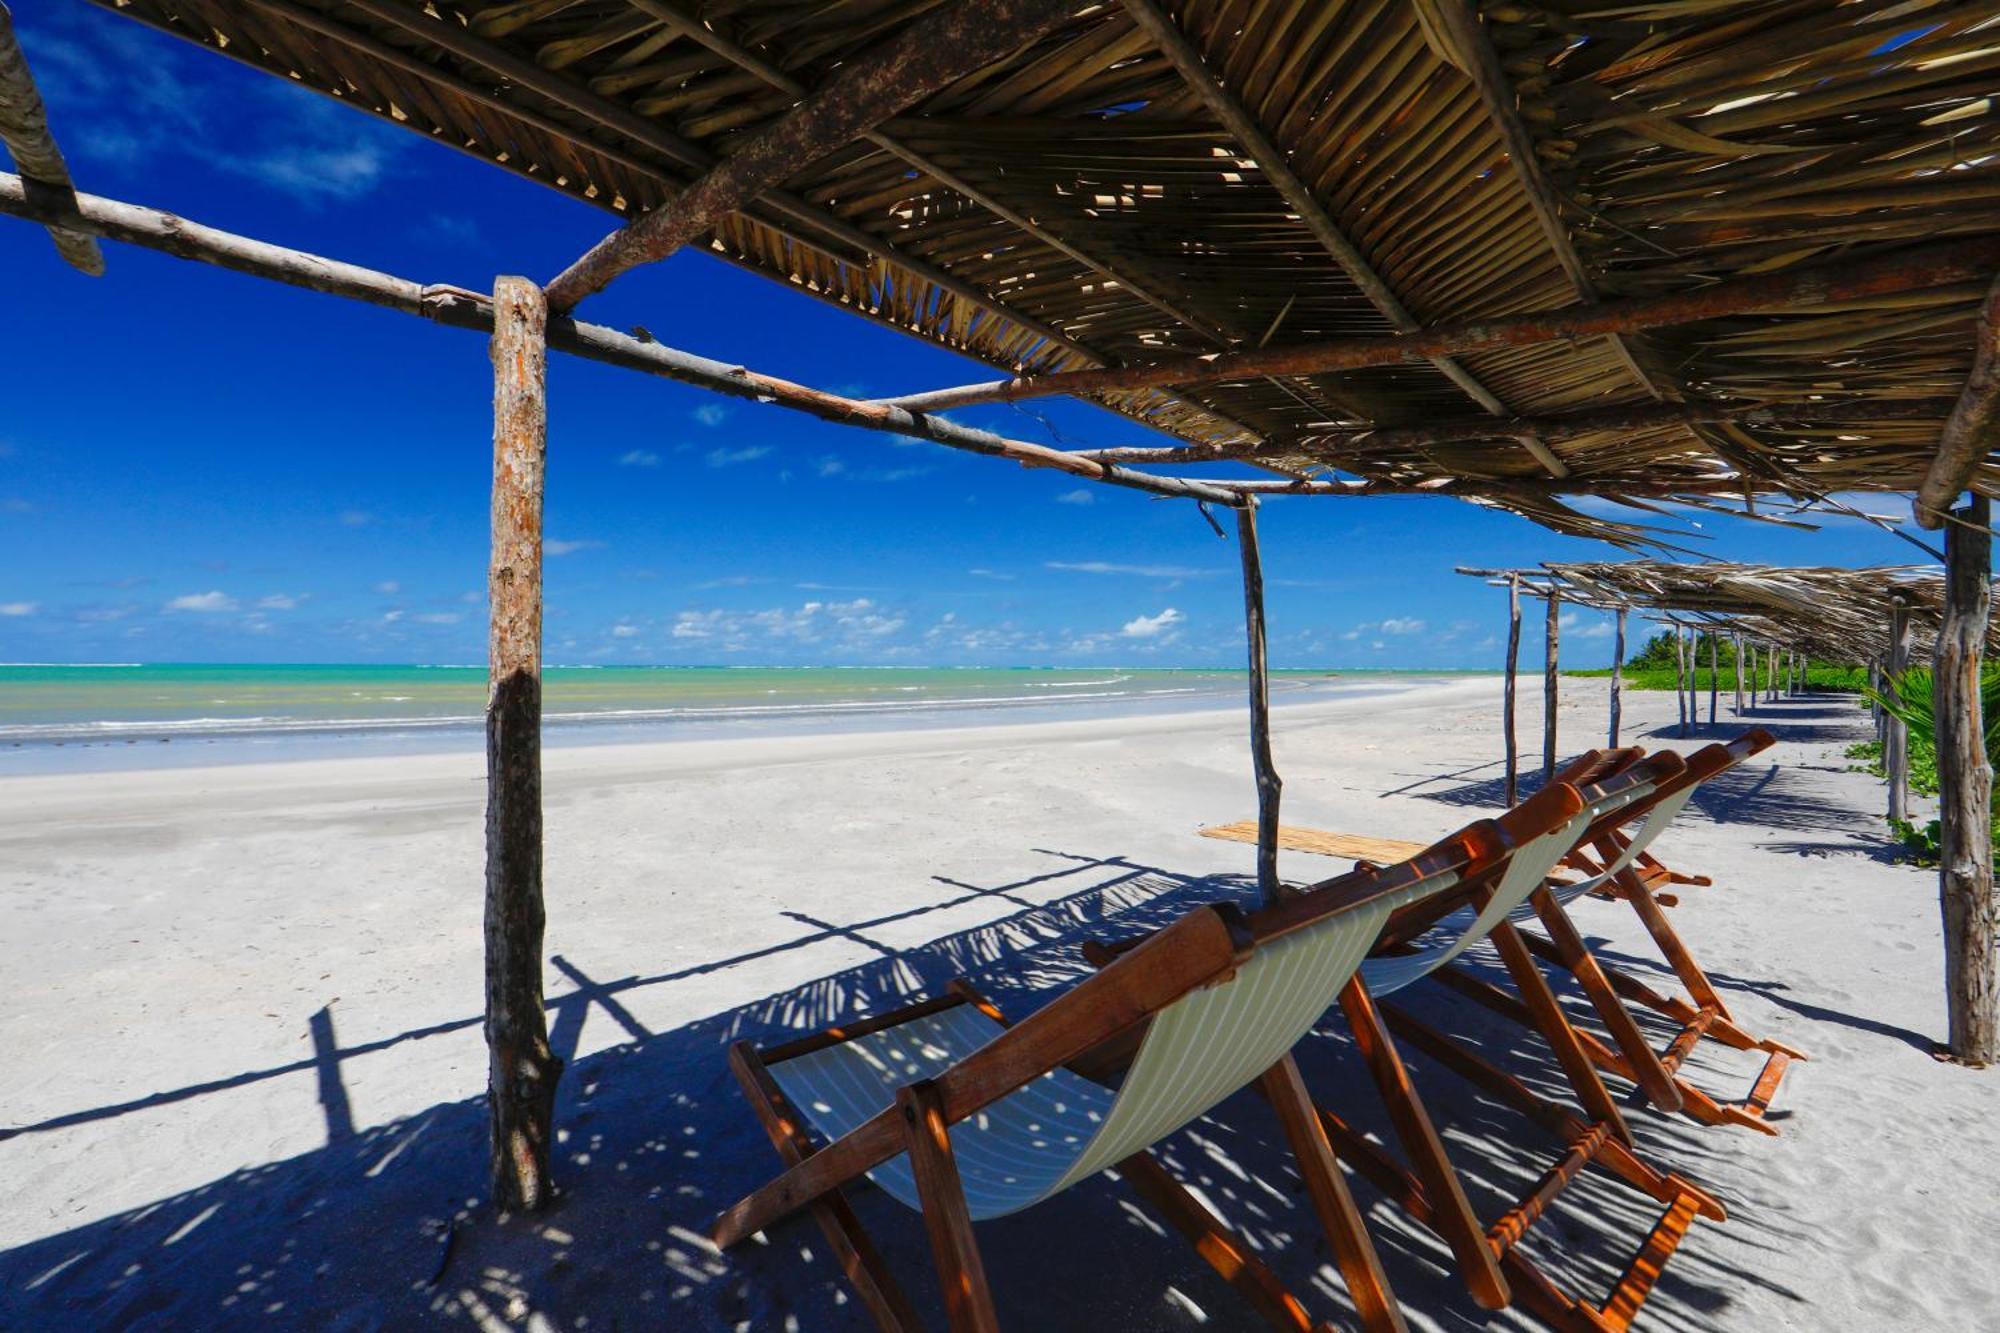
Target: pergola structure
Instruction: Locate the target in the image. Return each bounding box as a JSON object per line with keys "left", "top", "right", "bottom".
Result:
{"left": 5, "top": 1, "right": 1999, "bottom": 1211}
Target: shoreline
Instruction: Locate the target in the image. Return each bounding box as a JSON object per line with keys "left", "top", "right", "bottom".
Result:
{"left": 0, "top": 670, "right": 1478, "bottom": 778}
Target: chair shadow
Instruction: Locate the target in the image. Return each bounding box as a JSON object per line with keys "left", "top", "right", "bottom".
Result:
{"left": 0, "top": 847, "right": 1808, "bottom": 1333}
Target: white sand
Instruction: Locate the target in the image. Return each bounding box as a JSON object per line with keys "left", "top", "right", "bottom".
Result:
{"left": 1, "top": 677, "right": 1995, "bottom": 1331}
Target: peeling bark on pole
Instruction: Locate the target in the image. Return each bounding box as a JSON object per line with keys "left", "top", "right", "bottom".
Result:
{"left": 1609, "top": 608, "right": 1625, "bottom": 747}
{"left": 1937, "top": 494, "right": 1997, "bottom": 1065}
{"left": 1504, "top": 577, "right": 1521, "bottom": 805}
{"left": 487, "top": 276, "right": 562, "bottom": 1211}
{"left": 0, "top": 4, "right": 103, "bottom": 275}
{"left": 1672, "top": 626, "right": 1689, "bottom": 738}
{"left": 1707, "top": 632, "right": 1719, "bottom": 726}
{"left": 1915, "top": 274, "right": 2000, "bottom": 528}
{"left": 1733, "top": 634, "right": 1745, "bottom": 715}
{"left": 1543, "top": 592, "right": 1560, "bottom": 782}
{"left": 1236, "top": 502, "right": 1281, "bottom": 907}
{"left": 1888, "top": 601, "right": 1911, "bottom": 823}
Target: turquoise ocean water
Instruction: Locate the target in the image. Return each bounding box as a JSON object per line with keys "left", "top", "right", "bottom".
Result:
{"left": 0, "top": 663, "right": 1467, "bottom": 771}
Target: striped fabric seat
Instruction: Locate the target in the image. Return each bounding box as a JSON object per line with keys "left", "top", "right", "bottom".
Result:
{"left": 1360, "top": 781, "right": 1658, "bottom": 997}
{"left": 770, "top": 867, "right": 1457, "bottom": 1221}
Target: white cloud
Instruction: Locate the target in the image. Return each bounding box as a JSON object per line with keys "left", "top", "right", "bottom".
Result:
{"left": 382, "top": 610, "right": 404, "bottom": 624}
{"left": 707, "top": 445, "right": 771, "bottom": 468}
{"left": 1055, "top": 489, "right": 1095, "bottom": 506}
{"left": 693, "top": 404, "right": 730, "bottom": 427}
{"left": 611, "top": 623, "right": 640, "bottom": 638}
{"left": 670, "top": 598, "right": 905, "bottom": 652}
{"left": 0, "top": 601, "right": 37, "bottom": 617}
{"left": 1380, "top": 617, "right": 1426, "bottom": 635}
{"left": 819, "top": 457, "right": 846, "bottom": 477}
{"left": 619, "top": 449, "right": 662, "bottom": 467}
{"left": 374, "top": 580, "right": 401, "bottom": 595}
{"left": 1046, "top": 561, "right": 1218, "bottom": 579}
{"left": 256, "top": 593, "right": 305, "bottom": 610}
{"left": 166, "top": 591, "right": 238, "bottom": 613}
{"left": 546, "top": 539, "right": 604, "bottom": 556}
{"left": 1121, "top": 607, "right": 1184, "bottom": 639}
{"left": 413, "top": 612, "right": 461, "bottom": 625}
{"left": 967, "top": 568, "right": 1014, "bottom": 580}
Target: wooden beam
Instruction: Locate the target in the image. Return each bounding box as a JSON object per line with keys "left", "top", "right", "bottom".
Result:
{"left": 486, "top": 276, "right": 561, "bottom": 1212}
{"left": 1673, "top": 624, "right": 1689, "bottom": 739}
{"left": 1733, "top": 633, "right": 1745, "bottom": 716}
{"left": 1610, "top": 608, "right": 1625, "bottom": 747}
{"left": 1937, "top": 493, "right": 1996, "bottom": 1065}
{"left": 876, "top": 237, "right": 2000, "bottom": 413}
{"left": 0, "top": 174, "right": 1243, "bottom": 507}
{"left": 1543, "top": 591, "right": 1560, "bottom": 781}
{"left": 1237, "top": 501, "right": 1282, "bottom": 907}
{"left": 1505, "top": 575, "right": 1522, "bottom": 804}
{"left": 1115, "top": 0, "right": 1568, "bottom": 478}
{"left": 0, "top": 4, "right": 102, "bottom": 275}
{"left": 1707, "top": 631, "right": 1719, "bottom": 726}
{"left": 1888, "top": 600, "right": 1912, "bottom": 822}
{"left": 544, "top": 0, "right": 1078, "bottom": 311}
{"left": 1918, "top": 276, "right": 2000, "bottom": 527}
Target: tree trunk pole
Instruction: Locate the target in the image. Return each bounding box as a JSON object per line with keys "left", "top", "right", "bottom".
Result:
{"left": 1236, "top": 501, "right": 1282, "bottom": 908}
{"left": 1707, "top": 631, "right": 1719, "bottom": 726}
{"left": 1543, "top": 591, "right": 1560, "bottom": 781}
{"left": 1504, "top": 576, "right": 1521, "bottom": 805}
{"left": 486, "top": 275, "right": 562, "bottom": 1211}
{"left": 1888, "top": 601, "right": 1912, "bottom": 823}
{"left": 1672, "top": 625, "right": 1689, "bottom": 738}
{"left": 1937, "top": 493, "right": 1996, "bottom": 1065}
{"left": 1609, "top": 607, "right": 1625, "bottom": 747}
{"left": 1733, "top": 633, "right": 1745, "bottom": 715}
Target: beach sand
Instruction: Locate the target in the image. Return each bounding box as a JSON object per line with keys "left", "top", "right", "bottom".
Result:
{"left": 2, "top": 676, "right": 1994, "bottom": 1330}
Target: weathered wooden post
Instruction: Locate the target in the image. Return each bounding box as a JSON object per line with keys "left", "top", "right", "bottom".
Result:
{"left": 1236, "top": 500, "right": 1281, "bottom": 907}
{"left": 1888, "top": 599, "right": 1911, "bottom": 823}
{"left": 486, "top": 275, "right": 562, "bottom": 1210}
{"left": 1733, "top": 633, "right": 1745, "bottom": 715}
{"left": 1707, "top": 631, "right": 1719, "bottom": 726}
{"left": 1504, "top": 575, "right": 1521, "bottom": 805}
{"left": 1542, "top": 589, "right": 1560, "bottom": 781}
{"left": 1609, "top": 607, "right": 1626, "bottom": 747}
{"left": 1937, "top": 494, "right": 1996, "bottom": 1065}
{"left": 1672, "top": 624, "right": 1689, "bottom": 738}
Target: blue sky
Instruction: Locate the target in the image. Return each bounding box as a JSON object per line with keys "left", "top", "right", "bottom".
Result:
{"left": 0, "top": 4, "right": 1927, "bottom": 669}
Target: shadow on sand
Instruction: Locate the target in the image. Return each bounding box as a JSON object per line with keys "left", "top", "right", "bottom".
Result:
{"left": 0, "top": 840, "right": 1811, "bottom": 1332}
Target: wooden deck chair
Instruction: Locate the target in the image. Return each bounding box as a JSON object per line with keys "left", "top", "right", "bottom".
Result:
{"left": 710, "top": 795, "right": 1585, "bottom": 1333}
{"left": 1451, "top": 732, "right": 1805, "bottom": 1135}
{"left": 1204, "top": 731, "right": 1803, "bottom": 1133}
{"left": 1155, "top": 755, "right": 1726, "bottom": 1331}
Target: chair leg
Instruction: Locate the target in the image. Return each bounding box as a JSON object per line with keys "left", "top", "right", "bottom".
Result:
{"left": 727, "top": 1042, "right": 922, "bottom": 1332}
{"left": 1337, "top": 978, "right": 1510, "bottom": 1311}
{"left": 1259, "top": 1053, "right": 1410, "bottom": 1333}
{"left": 899, "top": 1080, "right": 1000, "bottom": 1333}
{"left": 1487, "top": 921, "right": 1633, "bottom": 1144}
{"left": 1616, "top": 864, "right": 1733, "bottom": 1019}
{"left": 1528, "top": 886, "right": 1685, "bottom": 1112}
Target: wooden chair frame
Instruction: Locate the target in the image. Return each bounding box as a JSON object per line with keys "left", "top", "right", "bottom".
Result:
{"left": 1437, "top": 732, "right": 1805, "bottom": 1135}
{"left": 711, "top": 794, "right": 1586, "bottom": 1331}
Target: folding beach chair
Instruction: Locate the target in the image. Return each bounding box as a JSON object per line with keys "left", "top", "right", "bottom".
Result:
{"left": 1156, "top": 754, "right": 1726, "bottom": 1331}
{"left": 711, "top": 786, "right": 1588, "bottom": 1332}
{"left": 1204, "top": 730, "right": 1803, "bottom": 1133}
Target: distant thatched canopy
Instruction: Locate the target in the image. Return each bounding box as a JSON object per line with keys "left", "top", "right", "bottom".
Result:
{"left": 1473, "top": 561, "right": 2000, "bottom": 662}
{"left": 71, "top": 1, "right": 2000, "bottom": 537}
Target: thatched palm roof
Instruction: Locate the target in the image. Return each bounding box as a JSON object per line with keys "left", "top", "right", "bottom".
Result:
{"left": 69, "top": 1, "right": 2000, "bottom": 536}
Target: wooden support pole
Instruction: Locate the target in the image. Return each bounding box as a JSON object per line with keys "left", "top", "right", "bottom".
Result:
{"left": 0, "top": 173, "right": 1243, "bottom": 508}
{"left": 1707, "top": 631, "right": 1719, "bottom": 726}
{"left": 543, "top": 0, "right": 1076, "bottom": 310}
{"left": 1888, "top": 601, "right": 1912, "bottom": 823}
{"left": 1733, "top": 634, "right": 1745, "bottom": 715}
{"left": 1672, "top": 626, "right": 1689, "bottom": 739}
{"left": 1504, "top": 577, "right": 1522, "bottom": 805}
{"left": 0, "top": 4, "right": 103, "bottom": 275}
{"left": 1543, "top": 591, "right": 1560, "bottom": 782}
{"left": 878, "top": 237, "right": 2000, "bottom": 414}
{"left": 1237, "top": 502, "right": 1282, "bottom": 907}
{"left": 486, "top": 276, "right": 562, "bottom": 1211}
{"left": 1610, "top": 608, "right": 1626, "bottom": 747}
{"left": 1937, "top": 494, "right": 1996, "bottom": 1065}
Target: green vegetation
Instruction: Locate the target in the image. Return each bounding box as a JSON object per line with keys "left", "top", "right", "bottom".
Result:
{"left": 1857, "top": 666, "right": 2000, "bottom": 866}
{"left": 1565, "top": 632, "right": 1867, "bottom": 694}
